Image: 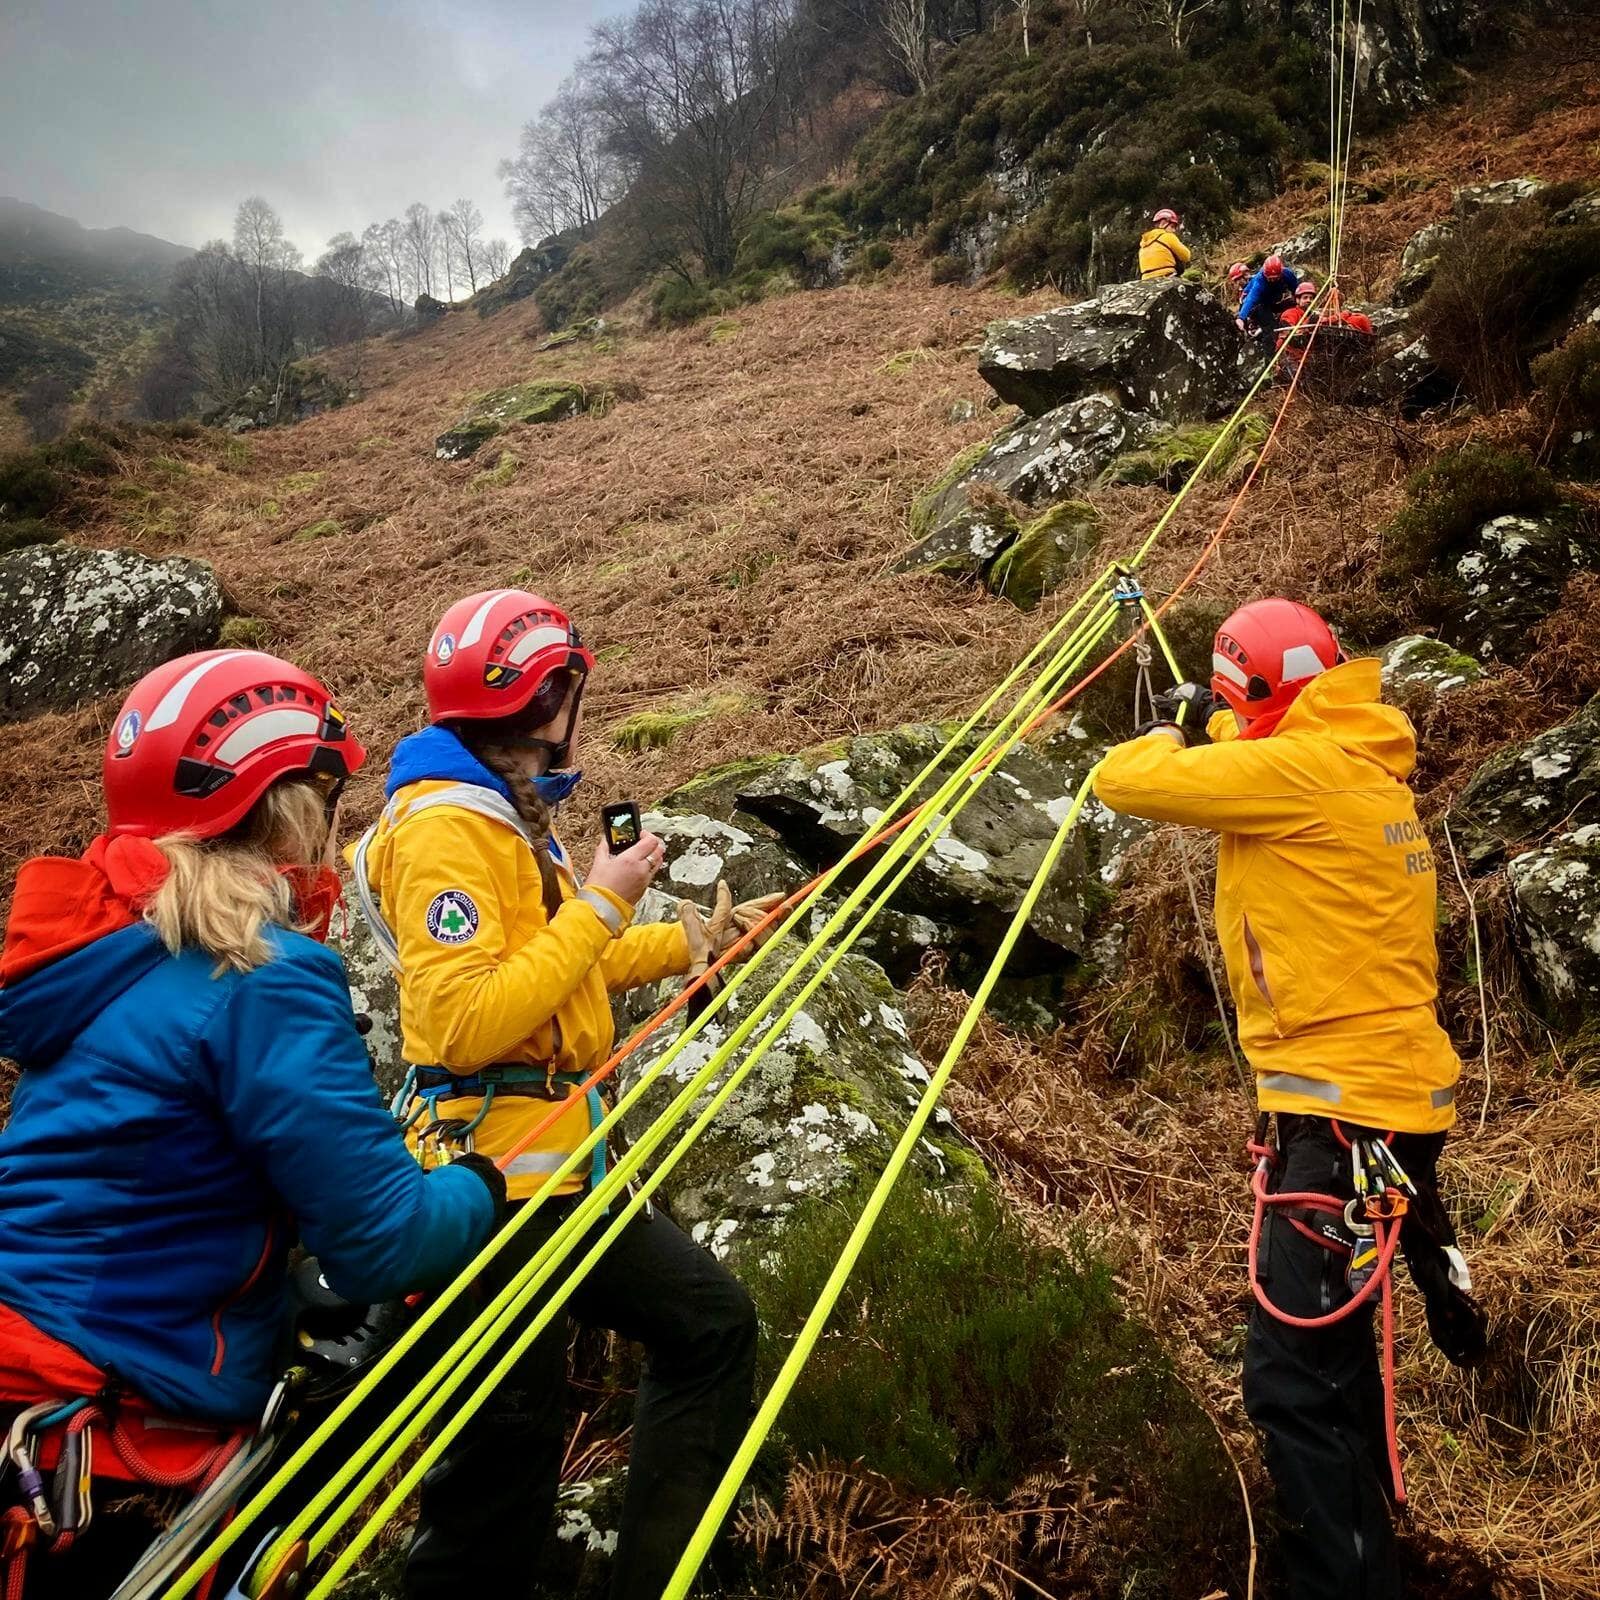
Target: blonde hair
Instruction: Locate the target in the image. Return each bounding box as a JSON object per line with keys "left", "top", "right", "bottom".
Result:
{"left": 144, "top": 781, "right": 331, "bottom": 973}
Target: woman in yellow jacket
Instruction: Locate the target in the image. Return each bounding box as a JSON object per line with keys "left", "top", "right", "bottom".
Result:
{"left": 357, "top": 588, "right": 757, "bottom": 1600}
{"left": 1138, "top": 207, "right": 1191, "bottom": 280}
{"left": 1093, "top": 599, "right": 1485, "bottom": 1600}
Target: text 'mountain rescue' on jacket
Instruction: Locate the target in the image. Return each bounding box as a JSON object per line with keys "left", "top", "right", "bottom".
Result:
{"left": 1093, "top": 659, "right": 1461, "bottom": 1133}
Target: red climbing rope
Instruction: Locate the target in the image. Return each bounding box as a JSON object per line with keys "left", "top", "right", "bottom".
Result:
{"left": 1245, "top": 1133, "right": 1409, "bottom": 1506}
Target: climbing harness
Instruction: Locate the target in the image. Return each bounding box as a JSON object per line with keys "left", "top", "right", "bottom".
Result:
{"left": 1246, "top": 1116, "right": 1411, "bottom": 1505}
{"left": 0, "top": 1374, "right": 295, "bottom": 1600}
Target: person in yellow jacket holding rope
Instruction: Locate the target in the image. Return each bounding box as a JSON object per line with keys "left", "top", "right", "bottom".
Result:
{"left": 1093, "top": 598, "right": 1487, "bottom": 1600}
{"left": 1138, "top": 207, "right": 1191, "bottom": 280}
{"left": 354, "top": 588, "right": 759, "bottom": 1600}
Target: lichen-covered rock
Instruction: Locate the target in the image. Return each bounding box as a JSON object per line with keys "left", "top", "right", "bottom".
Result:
{"left": 895, "top": 397, "right": 1155, "bottom": 576}
{"left": 474, "top": 242, "right": 568, "bottom": 320}
{"left": 1270, "top": 220, "right": 1331, "bottom": 266}
{"left": 330, "top": 907, "right": 406, "bottom": 1100}
{"left": 206, "top": 361, "right": 350, "bottom": 432}
{"left": 616, "top": 937, "right": 968, "bottom": 1265}
{"left": 1378, "top": 635, "right": 1483, "bottom": 696}
{"left": 657, "top": 723, "right": 1147, "bottom": 1022}
{"left": 1507, "top": 825, "right": 1600, "bottom": 1023}
{"left": 1554, "top": 190, "right": 1600, "bottom": 230}
{"left": 1352, "top": 334, "right": 1459, "bottom": 414}
{"left": 1450, "top": 513, "right": 1596, "bottom": 661}
{"left": 986, "top": 500, "right": 1102, "bottom": 610}
{"left": 1450, "top": 696, "right": 1600, "bottom": 870}
{"left": 1454, "top": 178, "right": 1548, "bottom": 219}
{"left": 0, "top": 542, "right": 221, "bottom": 722}
{"left": 1393, "top": 219, "right": 1456, "bottom": 306}
{"left": 978, "top": 279, "right": 1255, "bottom": 420}
{"left": 415, "top": 293, "right": 448, "bottom": 323}
{"left": 435, "top": 381, "right": 620, "bottom": 459}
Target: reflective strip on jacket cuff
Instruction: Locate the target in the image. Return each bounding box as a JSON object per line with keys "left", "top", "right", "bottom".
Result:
{"left": 1258, "top": 1071, "right": 1342, "bottom": 1105}
{"left": 577, "top": 887, "right": 624, "bottom": 937}
{"left": 1431, "top": 1085, "right": 1456, "bottom": 1109}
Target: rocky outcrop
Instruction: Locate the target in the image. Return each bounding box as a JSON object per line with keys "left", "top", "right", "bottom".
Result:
{"left": 206, "top": 361, "right": 350, "bottom": 432}
{"left": 655, "top": 723, "right": 1148, "bottom": 1024}
{"left": 616, "top": 934, "right": 968, "bottom": 1266}
{"left": 0, "top": 543, "right": 221, "bottom": 722}
{"left": 414, "top": 293, "right": 448, "bottom": 324}
{"left": 474, "top": 242, "right": 569, "bottom": 319}
{"left": 1508, "top": 825, "right": 1600, "bottom": 1024}
{"left": 1271, "top": 220, "right": 1331, "bottom": 267}
{"left": 1245, "top": 0, "right": 1487, "bottom": 109}
{"left": 1352, "top": 334, "right": 1458, "bottom": 414}
{"left": 978, "top": 280, "right": 1255, "bottom": 420}
{"left": 1450, "top": 697, "right": 1600, "bottom": 870}
{"left": 1393, "top": 219, "right": 1455, "bottom": 306}
{"left": 896, "top": 398, "right": 1154, "bottom": 583}
{"left": 331, "top": 908, "right": 406, "bottom": 1100}
{"left": 1454, "top": 178, "right": 1548, "bottom": 219}
{"left": 987, "top": 501, "right": 1104, "bottom": 611}
{"left": 435, "top": 380, "right": 631, "bottom": 460}
{"left": 1450, "top": 513, "right": 1596, "bottom": 661}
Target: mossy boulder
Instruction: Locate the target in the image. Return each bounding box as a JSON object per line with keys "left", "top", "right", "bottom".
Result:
{"left": 977, "top": 280, "right": 1256, "bottom": 421}
{"left": 435, "top": 381, "right": 620, "bottom": 460}
{"left": 1507, "top": 824, "right": 1600, "bottom": 1024}
{"left": 1450, "top": 512, "right": 1596, "bottom": 661}
{"left": 206, "top": 360, "right": 349, "bottom": 432}
{"left": 1378, "top": 635, "right": 1483, "bottom": 697}
{"left": 896, "top": 397, "right": 1155, "bottom": 580}
{"left": 986, "top": 500, "right": 1102, "bottom": 610}
{"left": 1101, "top": 413, "right": 1270, "bottom": 492}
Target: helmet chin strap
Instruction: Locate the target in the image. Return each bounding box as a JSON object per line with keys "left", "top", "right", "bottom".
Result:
{"left": 506, "top": 674, "right": 586, "bottom": 770}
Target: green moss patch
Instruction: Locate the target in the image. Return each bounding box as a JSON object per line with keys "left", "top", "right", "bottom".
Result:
{"left": 435, "top": 381, "right": 623, "bottom": 460}
{"left": 469, "top": 450, "right": 522, "bottom": 492}
{"left": 218, "top": 616, "right": 270, "bottom": 649}
{"left": 278, "top": 470, "right": 324, "bottom": 497}
{"left": 1102, "top": 413, "right": 1270, "bottom": 492}
{"left": 613, "top": 692, "right": 751, "bottom": 754}
{"left": 293, "top": 518, "right": 342, "bottom": 541}
{"left": 987, "top": 500, "right": 1102, "bottom": 611}
{"left": 910, "top": 439, "right": 991, "bottom": 539}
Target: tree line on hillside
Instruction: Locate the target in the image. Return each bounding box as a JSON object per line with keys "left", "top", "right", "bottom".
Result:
{"left": 135, "top": 198, "right": 513, "bottom": 423}
{"left": 495, "top": 0, "right": 1279, "bottom": 323}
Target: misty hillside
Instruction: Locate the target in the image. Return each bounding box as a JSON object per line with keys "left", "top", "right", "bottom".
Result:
{"left": 3, "top": 4, "right": 1600, "bottom": 1599}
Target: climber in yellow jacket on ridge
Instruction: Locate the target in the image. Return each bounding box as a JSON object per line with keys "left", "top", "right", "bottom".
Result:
{"left": 1138, "top": 207, "right": 1191, "bottom": 280}
{"left": 1092, "top": 598, "right": 1487, "bottom": 1600}
{"left": 353, "top": 587, "right": 767, "bottom": 1600}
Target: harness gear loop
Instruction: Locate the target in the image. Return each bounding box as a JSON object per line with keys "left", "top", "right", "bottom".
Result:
{"left": 1247, "top": 1122, "right": 1409, "bottom": 1505}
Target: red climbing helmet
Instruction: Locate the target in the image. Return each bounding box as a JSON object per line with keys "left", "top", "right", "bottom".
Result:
{"left": 1263, "top": 254, "right": 1285, "bottom": 279}
{"left": 1228, "top": 261, "right": 1248, "bottom": 283}
{"left": 104, "top": 651, "right": 365, "bottom": 839}
{"left": 1295, "top": 279, "right": 1318, "bottom": 301}
{"left": 1153, "top": 208, "right": 1181, "bottom": 229}
{"left": 1211, "top": 599, "right": 1344, "bottom": 726}
{"left": 424, "top": 589, "right": 594, "bottom": 729}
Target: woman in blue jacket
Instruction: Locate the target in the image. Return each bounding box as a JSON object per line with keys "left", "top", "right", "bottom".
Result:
{"left": 0, "top": 648, "right": 501, "bottom": 1599}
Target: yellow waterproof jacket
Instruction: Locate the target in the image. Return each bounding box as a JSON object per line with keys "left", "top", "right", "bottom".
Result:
{"left": 1093, "top": 661, "right": 1460, "bottom": 1133}
{"left": 360, "top": 779, "right": 690, "bottom": 1198}
{"left": 1138, "top": 228, "right": 1191, "bottom": 280}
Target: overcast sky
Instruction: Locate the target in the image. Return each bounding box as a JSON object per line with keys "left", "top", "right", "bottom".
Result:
{"left": 0, "top": 0, "right": 634, "bottom": 258}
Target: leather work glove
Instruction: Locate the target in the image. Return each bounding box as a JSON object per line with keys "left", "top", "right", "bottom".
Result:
{"left": 679, "top": 884, "right": 786, "bottom": 977}
{"left": 1153, "top": 681, "right": 1222, "bottom": 729}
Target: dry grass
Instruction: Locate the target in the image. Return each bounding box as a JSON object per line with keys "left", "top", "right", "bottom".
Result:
{"left": 3, "top": 34, "right": 1600, "bottom": 1599}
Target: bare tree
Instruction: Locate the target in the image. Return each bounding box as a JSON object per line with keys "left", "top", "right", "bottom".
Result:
{"left": 882, "top": 0, "right": 933, "bottom": 91}
{"left": 501, "top": 75, "right": 625, "bottom": 244}
{"left": 587, "top": 0, "right": 799, "bottom": 280}
{"left": 16, "top": 374, "right": 74, "bottom": 442}
{"left": 1016, "top": 0, "right": 1032, "bottom": 55}
{"left": 1131, "top": 0, "right": 1215, "bottom": 52}
{"left": 232, "top": 197, "right": 301, "bottom": 374}
{"left": 482, "top": 237, "right": 513, "bottom": 279}
{"left": 439, "top": 197, "right": 486, "bottom": 292}
{"left": 313, "top": 232, "right": 371, "bottom": 346}
{"left": 403, "top": 202, "right": 438, "bottom": 297}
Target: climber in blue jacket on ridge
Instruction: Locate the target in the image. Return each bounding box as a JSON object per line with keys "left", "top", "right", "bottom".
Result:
{"left": 1237, "top": 254, "right": 1301, "bottom": 344}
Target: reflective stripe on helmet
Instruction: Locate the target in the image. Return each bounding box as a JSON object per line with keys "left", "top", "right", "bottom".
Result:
{"left": 146, "top": 651, "right": 248, "bottom": 731}
{"left": 1279, "top": 644, "right": 1329, "bottom": 684}
{"left": 1212, "top": 652, "right": 1250, "bottom": 689}
{"left": 212, "top": 707, "right": 322, "bottom": 766}
{"left": 506, "top": 622, "right": 574, "bottom": 666}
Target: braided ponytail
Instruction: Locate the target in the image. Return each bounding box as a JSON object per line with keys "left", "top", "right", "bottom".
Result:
{"left": 469, "top": 741, "right": 564, "bottom": 918}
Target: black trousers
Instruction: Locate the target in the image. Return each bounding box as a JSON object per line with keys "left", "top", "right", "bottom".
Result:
{"left": 403, "top": 1197, "right": 757, "bottom": 1600}
{"left": 1243, "top": 1115, "right": 1454, "bottom": 1600}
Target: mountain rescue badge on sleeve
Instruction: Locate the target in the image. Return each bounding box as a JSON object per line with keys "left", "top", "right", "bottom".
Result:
{"left": 426, "top": 890, "right": 479, "bottom": 945}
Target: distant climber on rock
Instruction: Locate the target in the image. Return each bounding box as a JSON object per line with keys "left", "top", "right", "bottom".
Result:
{"left": 1139, "top": 208, "right": 1191, "bottom": 281}
{"left": 1226, "top": 260, "right": 1249, "bottom": 306}
{"left": 1237, "top": 254, "right": 1300, "bottom": 344}
{"left": 353, "top": 587, "right": 763, "bottom": 1600}
{"left": 1092, "top": 599, "right": 1489, "bottom": 1600}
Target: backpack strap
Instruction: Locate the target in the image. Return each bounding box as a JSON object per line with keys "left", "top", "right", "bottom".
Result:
{"left": 349, "top": 783, "right": 535, "bottom": 975}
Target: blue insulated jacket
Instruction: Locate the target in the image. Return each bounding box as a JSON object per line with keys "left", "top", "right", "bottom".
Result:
{"left": 1239, "top": 265, "right": 1301, "bottom": 322}
{"left": 0, "top": 923, "right": 493, "bottom": 1422}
